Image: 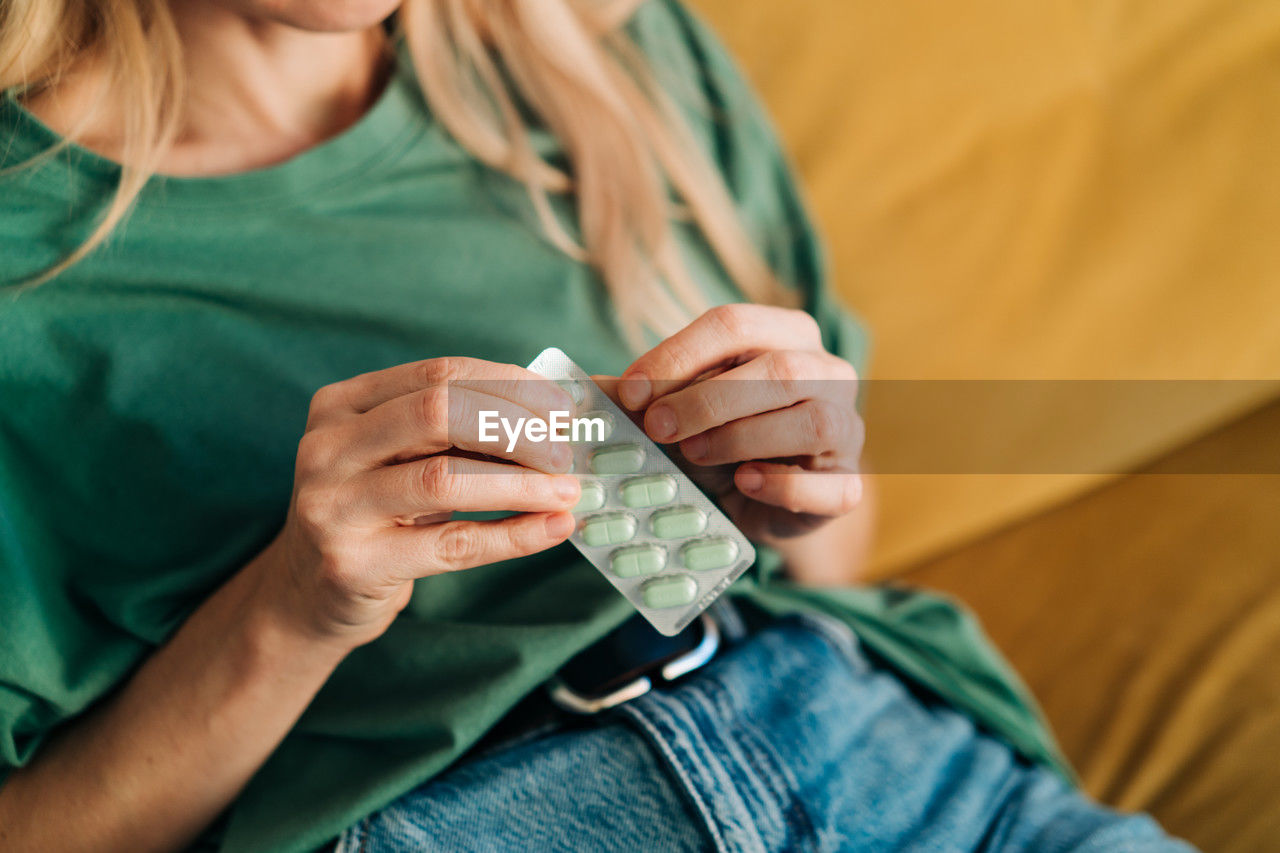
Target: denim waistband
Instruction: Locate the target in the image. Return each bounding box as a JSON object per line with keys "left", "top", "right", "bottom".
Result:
{"left": 608, "top": 610, "right": 869, "bottom": 852}
{"left": 338, "top": 611, "right": 1188, "bottom": 853}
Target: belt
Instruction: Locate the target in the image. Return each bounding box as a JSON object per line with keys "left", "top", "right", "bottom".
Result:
{"left": 549, "top": 610, "right": 722, "bottom": 713}
{"left": 474, "top": 601, "right": 750, "bottom": 754}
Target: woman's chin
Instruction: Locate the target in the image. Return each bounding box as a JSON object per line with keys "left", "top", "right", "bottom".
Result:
{"left": 221, "top": 0, "right": 404, "bottom": 32}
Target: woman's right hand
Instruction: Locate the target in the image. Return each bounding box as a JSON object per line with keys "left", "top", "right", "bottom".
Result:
{"left": 251, "top": 357, "right": 581, "bottom": 651}
{"left": 0, "top": 355, "right": 580, "bottom": 850}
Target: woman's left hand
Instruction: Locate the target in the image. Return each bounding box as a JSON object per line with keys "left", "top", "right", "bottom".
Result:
{"left": 614, "top": 304, "right": 864, "bottom": 543}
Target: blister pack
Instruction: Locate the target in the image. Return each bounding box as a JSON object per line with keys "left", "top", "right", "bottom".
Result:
{"left": 527, "top": 347, "right": 756, "bottom": 636}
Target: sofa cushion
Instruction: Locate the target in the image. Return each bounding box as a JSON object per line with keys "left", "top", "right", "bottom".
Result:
{"left": 904, "top": 400, "right": 1280, "bottom": 852}
{"left": 690, "top": 0, "right": 1280, "bottom": 571}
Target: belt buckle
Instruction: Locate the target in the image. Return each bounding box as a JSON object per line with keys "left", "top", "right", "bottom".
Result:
{"left": 547, "top": 612, "right": 721, "bottom": 715}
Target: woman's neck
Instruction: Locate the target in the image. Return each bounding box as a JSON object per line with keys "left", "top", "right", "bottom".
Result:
{"left": 23, "top": 6, "right": 391, "bottom": 176}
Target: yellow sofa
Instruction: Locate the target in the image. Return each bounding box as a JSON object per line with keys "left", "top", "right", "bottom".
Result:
{"left": 692, "top": 1, "right": 1280, "bottom": 849}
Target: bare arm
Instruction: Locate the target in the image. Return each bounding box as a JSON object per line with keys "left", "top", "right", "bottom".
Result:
{"left": 0, "top": 546, "right": 345, "bottom": 852}
{"left": 0, "top": 357, "right": 580, "bottom": 852}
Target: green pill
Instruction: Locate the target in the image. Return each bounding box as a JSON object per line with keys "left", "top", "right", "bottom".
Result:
{"left": 580, "top": 512, "right": 637, "bottom": 547}
{"left": 619, "top": 474, "right": 677, "bottom": 508}
{"left": 610, "top": 544, "right": 666, "bottom": 578}
{"left": 680, "top": 538, "right": 740, "bottom": 572}
{"left": 590, "top": 444, "right": 644, "bottom": 475}
{"left": 573, "top": 481, "right": 606, "bottom": 513}
{"left": 649, "top": 506, "right": 707, "bottom": 539}
{"left": 641, "top": 575, "right": 698, "bottom": 609}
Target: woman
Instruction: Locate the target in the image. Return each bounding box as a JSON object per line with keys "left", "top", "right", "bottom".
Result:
{"left": 0, "top": 1, "right": 1190, "bottom": 851}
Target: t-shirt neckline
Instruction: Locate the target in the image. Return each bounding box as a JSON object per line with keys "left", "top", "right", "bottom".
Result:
{"left": 0, "top": 57, "right": 430, "bottom": 210}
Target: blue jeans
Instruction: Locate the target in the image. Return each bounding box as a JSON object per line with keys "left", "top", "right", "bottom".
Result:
{"left": 336, "top": 614, "right": 1194, "bottom": 852}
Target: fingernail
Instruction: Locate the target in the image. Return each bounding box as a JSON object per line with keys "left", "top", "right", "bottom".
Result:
{"left": 647, "top": 405, "right": 676, "bottom": 441}
{"left": 738, "top": 466, "right": 764, "bottom": 493}
{"left": 554, "top": 475, "right": 580, "bottom": 502}
{"left": 619, "top": 374, "right": 651, "bottom": 410}
{"left": 682, "top": 434, "right": 708, "bottom": 461}
{"left": 545, "top": 512, "right": 575, "bottom": 538}
{"left": 555, "top": 379, "right": 582, "bottom": 409}
{"left": 552, "top": 444, "right": 573, "bottom": 471}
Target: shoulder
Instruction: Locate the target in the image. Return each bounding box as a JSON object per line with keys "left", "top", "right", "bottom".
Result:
{"left": 628, "top": 0, "right": 761, "bottom": 121}
{"left": 0, "top": 97, "right": 101, "bottom": 287}
{"left": 0, "top": 175, "right": 79, "bottom": 289}
{"left": 626, "top": 0, "right": 788, "bottom": 204}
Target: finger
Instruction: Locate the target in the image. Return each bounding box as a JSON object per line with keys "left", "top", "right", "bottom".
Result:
{"left": 680, "top": 400, "right": 864, "bottom": 466}
{"left": 591, "top": 375, "right": 622, "bottom": 407}
{"left": 617, "top": 305, "right": 823, "bottom": 410}
{"left": 343, "top": 386, "right": 573, "bottom": 473}
{"left": 643, "top": 349, "right": 853, "bottom": 443}
{"left": 734, "top": 462, "right": 863, "bottom": 517}
{"left": 384, "top": 511, "right": 576, "bottom": 580}
{"left": 590, "top": 376, "right": 646, "bottom": 431}
{"left": 351, "top": 455, "right": 581, "bottom": 523}
{"left": 312, "top": 357, "right": 572, "bottom": 421}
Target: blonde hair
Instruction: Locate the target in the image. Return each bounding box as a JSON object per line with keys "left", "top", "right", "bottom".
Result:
{"left": 0, "top": 0, "right": 795, "bottom": 345}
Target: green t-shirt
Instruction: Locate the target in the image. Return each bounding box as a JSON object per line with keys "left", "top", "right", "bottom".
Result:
{"left": 0, "top": 2, "right": 1068, "bottom": 850}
